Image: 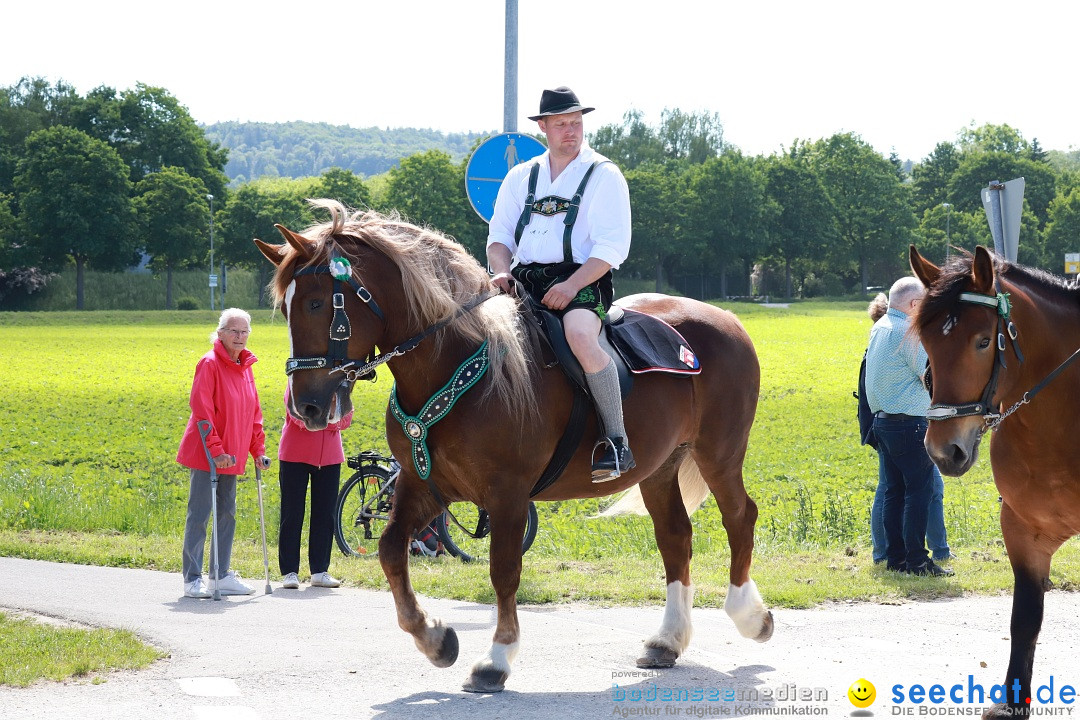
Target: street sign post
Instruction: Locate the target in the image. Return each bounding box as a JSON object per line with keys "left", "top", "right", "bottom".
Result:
{"left": 981, "top": 178, "right": 1025, "bottom": 262}
{"left": 465, "top": 133, "right": 546, "bottom": 222}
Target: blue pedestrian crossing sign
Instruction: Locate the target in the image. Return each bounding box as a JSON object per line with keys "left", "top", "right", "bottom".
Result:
{"left": 465, "top": 133, "right": 546, "bottom": 222}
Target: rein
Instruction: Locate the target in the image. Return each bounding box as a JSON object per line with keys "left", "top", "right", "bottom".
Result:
{"left": 927, "top": 279, "right": 1080, "bottom": 432}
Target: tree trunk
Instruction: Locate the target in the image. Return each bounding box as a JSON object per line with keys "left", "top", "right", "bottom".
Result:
{"left": 654, "top": 254, "right": 663, "bottom": 293}
{"left": 166, "top": 266, "right": 174, "bottom": 310}
{"left": 785, "top": 258, "right": 793, "bottom": 300}
{"left": 718, "top": 259, "right": 728, "bottom": 299}
{"left": 76, "top": 257, "right": 85, "bottom": 310}
{"left": 860, "top": 255, "right": 869, "bottom": 297}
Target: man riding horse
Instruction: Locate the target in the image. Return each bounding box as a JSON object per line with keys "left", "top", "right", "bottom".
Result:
{"left": 487, "top": 86, "right": 635, "bottom": 482}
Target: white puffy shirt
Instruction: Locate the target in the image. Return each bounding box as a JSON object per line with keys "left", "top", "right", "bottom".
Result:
{"left": 486, "top": 146, "right": 632, "bottom": 269}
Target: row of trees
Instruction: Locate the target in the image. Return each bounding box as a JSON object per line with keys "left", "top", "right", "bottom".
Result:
{"left": 5, "top": 76, "right": 1080, "bottom": 311}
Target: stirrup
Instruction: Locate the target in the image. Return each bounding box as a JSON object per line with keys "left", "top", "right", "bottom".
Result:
{"left": 591, "top": 437, "right": 623, "bottom": 484}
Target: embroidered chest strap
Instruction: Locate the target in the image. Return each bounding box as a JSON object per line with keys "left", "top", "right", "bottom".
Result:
{"left": 389, "top": 341, "right": 490, "bottom": 479}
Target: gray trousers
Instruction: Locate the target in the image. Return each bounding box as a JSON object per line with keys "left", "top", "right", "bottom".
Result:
{"left": 182, "top": 468, "right": 238, "bottom": 583}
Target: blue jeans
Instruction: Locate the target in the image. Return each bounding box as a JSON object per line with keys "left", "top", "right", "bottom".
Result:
{"left": 872, "top": 416, "right": 935, "bottom": 569}
{"left": 872, "top": 462, "right": 950, "bottom": 562}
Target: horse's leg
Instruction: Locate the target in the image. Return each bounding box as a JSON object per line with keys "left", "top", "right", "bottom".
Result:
{"left": 636, "top": 465, "right": 695, "bottom": 669}
{"left": 986, "top": 502, "right": 1062, "bottom": 719}
{"left": 378, "top": 483, "right": 458, "bottom": 668}
{"left": 463, "top": 501, "right": 529, "bottom": 693}
{"left": 694, "top": 453, "right": 774, "bottom": 642}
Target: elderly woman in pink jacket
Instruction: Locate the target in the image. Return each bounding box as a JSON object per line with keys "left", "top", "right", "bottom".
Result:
{"left": 176, "top": 308, "right": 271, "bottom": 599}
{"left": 277, "top": 387, "right": 353, "bottom": 589}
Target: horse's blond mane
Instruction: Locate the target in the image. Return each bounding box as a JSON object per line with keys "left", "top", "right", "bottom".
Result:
{"left": 269, "top": 199, "right": 536, "bottom": 420}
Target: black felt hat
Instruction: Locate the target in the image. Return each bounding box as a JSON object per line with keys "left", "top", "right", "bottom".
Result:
{"left": 528, "top": 86, "right": 595, "bottom": 121}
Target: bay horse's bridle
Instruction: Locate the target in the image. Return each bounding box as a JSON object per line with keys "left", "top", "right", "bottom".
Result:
{"left": 926, "top": 279, "right": 1080, "bottom": 433}
{"left": 285, "top": 263, "right": 387, "bottom": 384}
{"left": 285, "top": 260, "right": 499, "bottom": 385}
{"left": 924, "top": 285, "right": 1022, "bottom": 431}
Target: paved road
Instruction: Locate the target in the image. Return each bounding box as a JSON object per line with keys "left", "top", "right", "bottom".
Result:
{"left": 2, "top": 557, "right": 1080, "bottom": 719}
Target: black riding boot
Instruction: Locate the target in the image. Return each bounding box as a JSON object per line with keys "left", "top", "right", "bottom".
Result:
{"left": 591, "top": 436, "right": 635, "bottom": 482}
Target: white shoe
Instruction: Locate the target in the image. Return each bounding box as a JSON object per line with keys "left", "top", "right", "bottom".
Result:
{"left": 281, "top": 572, "right": 300, "bottom": 589}
{"left": 309, "top": 572, "right": 340, "bottom": 588}
{"left": 209, "top": 571, "right": 254, "bottom": 596}
{"left": 184, "top": 577, "right": 211, "bottom": 598}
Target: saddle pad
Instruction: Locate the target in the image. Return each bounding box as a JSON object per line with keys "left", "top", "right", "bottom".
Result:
{"left": 608, "top": 308, "right": 701, "bottom": 375}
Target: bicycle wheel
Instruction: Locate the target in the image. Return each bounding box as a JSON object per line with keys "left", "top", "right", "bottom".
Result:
{"left": 435, "top": 502, "right": 539, "bottom": 563}
{"left": 334, "top": 464, "right": 393, "bottom": 557}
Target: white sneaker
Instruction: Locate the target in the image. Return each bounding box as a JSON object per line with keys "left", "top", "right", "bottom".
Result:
{"left": 309, "top": 572, "right": 340, "bottom": 588}
{"left": 209, "top": 571, "right": 254, "bottom": 596}
{"left": 281, "top": 572, "right": 300, "bottom": 589}
{"left": 184, "top": 577, "right": 211, "bottom": 598}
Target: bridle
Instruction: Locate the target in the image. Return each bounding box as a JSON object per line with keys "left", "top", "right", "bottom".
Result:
{"left": 925, "top": 278, "right": 1080, "bottom": 433}
{"left": 285, "top": 262, "right": 386, "bottom": 384}
{"left": 924, "top": 281, "right": 1023, "bottom": 432}
{"left": 285, "top": 258, "right": 500, "bottom": 386}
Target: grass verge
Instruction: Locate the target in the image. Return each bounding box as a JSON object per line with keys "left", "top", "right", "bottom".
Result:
{"left": 0, "top": 611, "right": 164, "bottom": 687}
{"left": 4, "top": 529, "right": 1078, "bottom": 610}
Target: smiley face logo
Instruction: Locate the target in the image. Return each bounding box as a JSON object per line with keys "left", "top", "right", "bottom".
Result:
{"left": 848, "top": 678, "right": 876, "bottom": 708}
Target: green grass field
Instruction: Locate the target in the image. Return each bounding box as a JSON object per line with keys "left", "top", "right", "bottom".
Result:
{"left": 1, "top": 305, "right": 1076, "bottom": 609}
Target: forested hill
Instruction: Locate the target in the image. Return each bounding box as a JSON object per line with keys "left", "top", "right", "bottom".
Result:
{"left": 202, "top": 121, "right": 492, "bottom": 183}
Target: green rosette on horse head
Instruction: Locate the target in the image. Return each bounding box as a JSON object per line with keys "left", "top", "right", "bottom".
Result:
{"left": 256, "top": 199, "right": 772, "bottom": 693}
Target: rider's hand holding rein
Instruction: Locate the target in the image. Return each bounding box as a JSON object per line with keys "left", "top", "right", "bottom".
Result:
{"left": 489, "top": 243, "right": 515, "bottom": 295}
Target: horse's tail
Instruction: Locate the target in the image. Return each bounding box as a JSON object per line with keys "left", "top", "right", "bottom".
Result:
{"left": 597, "top": 460, "right": 710, "bottom": 518}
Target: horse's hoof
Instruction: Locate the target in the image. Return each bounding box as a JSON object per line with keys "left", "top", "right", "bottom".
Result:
{"left": 984, "top": 704, "right": 1026, "bottom": 719}
{"left": 636, "top": 644, "right": 679, "bottom": 668}
{"left": 754, "top": 610, "right": 775, "bottom": 643}
{"left": 462, "top": 668, "right": 507, "bottom": 693}
{"left": 431, "top": 627, "right": 459, "bottom": 668}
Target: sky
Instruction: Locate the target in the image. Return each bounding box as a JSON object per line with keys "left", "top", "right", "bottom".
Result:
{"left": 4, "top": 0, "right": 1079, "bottom": 163}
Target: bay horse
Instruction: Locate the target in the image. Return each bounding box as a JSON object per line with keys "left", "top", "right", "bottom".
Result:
{"left": 910, "top": 245, "right": 1080, "bottom": 718}
{"left": 256, "top": 200, "right": 772, "bottom": 693}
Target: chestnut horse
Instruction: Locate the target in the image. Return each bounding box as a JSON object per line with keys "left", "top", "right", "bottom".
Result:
{"left": 910, "top": 245, "right": 1080, "bottom": 718}
{"left": 256, "top": 200, "right": 772, "bottom": 693}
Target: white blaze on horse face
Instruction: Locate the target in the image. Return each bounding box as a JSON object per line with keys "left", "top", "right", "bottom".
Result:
{"left": 285, "top": 280, "right": 297, "bottom": 404}
{"left": 724, "top": 578, "right": 768, "bottom": 640}
{"left": 649, "top": 581, "right": 694, "bottom": 653}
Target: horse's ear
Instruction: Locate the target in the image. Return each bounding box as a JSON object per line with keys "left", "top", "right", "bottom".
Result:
{"left": 971, "top": 246, "right": 995, "bottom": 293}
{"left": 275, "top": 224, "right": 312, "bottom": 259}
{"left": 909, "top": 244, "right": 941, "bottom": 288}
{"left": 253, "top": 238, "right": 285, "bottom": 267}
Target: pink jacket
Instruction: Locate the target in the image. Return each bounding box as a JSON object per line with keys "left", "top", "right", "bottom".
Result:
{"left": 278, "top": 388, "right": 352, "bottom": 467}
{"left": 176, "top": 339, "right": 266, "bottom": 474}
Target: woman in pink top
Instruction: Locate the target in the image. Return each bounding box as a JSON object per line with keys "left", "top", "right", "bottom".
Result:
{"left": 176, "top": 308, "right": 271, "bottom": 599}
{"left": 277, "top": 387, "right": 353, "bottom": 589}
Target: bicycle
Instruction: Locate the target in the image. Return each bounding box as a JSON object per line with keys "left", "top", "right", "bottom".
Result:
{"left": 334, "top": 450, "right": 539, "bottom": 563}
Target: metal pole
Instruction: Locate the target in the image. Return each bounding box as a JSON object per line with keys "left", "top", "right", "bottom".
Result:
{"left": 987, "top": 181, "right": 1005, "bottom": 257}
{"left": 943, "top": 203, "right": 951, "bottom": 260}
{"left": 503, "top": 0, "right": 518, "bottom": 132}
{"left": 207, "top": 194, "right": 215, "bottom": 311}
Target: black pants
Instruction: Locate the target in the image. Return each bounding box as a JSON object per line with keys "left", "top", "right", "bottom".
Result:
{"left": 278, "top": 460, "right": 340, "bottom": 575}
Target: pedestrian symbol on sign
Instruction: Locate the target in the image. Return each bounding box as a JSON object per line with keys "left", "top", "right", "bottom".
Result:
{"left": 465, "top": 133, "right": 546, "bottom": 222}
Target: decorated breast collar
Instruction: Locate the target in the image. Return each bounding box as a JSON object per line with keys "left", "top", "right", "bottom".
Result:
{"left": 389, "top": 341, "right": 490, "bottom": 479}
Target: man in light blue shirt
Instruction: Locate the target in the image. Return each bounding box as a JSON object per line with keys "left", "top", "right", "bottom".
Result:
{"left": 865, "top": 276, "right": 954, "bottom": 577}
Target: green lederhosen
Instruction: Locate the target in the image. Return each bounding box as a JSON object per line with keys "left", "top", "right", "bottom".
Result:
{"left": 509, "top": 160, "right": 613, "bottom": 320}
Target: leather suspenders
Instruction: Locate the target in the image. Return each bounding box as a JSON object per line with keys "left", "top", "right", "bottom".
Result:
{"left": 513, "top": 160, "right": 605, "bottom": 263}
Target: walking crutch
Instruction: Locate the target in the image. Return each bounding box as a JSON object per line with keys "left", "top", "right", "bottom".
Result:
{"left": 254, "top": 462, "right": 273, "bottom": 594}
{"left": 196, "top": 420, "right": 224, "bottom": 601}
